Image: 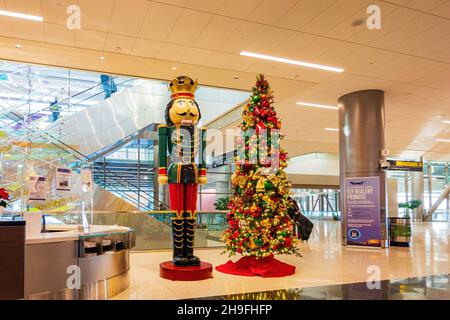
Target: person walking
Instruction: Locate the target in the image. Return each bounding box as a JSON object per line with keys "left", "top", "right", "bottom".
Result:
{"left": 287, "top": 197, "right": 314, "bottom": 241}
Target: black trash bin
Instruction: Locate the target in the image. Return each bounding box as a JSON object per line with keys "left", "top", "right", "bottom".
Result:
{"left": 389, "top": 217, "right": 411, "bottom": 247}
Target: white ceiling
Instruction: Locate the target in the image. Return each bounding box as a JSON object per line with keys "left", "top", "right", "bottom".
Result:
{"left": 0, "top": 0, "right": 449, "bottom": 161}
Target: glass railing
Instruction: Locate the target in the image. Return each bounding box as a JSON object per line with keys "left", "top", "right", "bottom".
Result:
{"left": 8, "top": 210, "right": 228, "bottom": 251}
{"left": 303, "top": 210, "right": 341, "bottom": 220}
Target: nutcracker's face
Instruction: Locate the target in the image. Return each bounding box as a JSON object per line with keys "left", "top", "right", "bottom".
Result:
{"left": 167, "top": 97, "right": 200, "bottom": 126}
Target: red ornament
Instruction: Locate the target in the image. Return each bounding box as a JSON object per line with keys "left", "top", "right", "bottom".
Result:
{"left": 267, "top": 116, "right": 277, "bottom": 124}
{"left": 256, "top": 121, "right": 266, "bottom": 132}
{"left": 245, "top": 188, "right": 255, "bottom": 197}
{"left": 260, "top": 108, "right": 269, "bottom": 118}
{"left": 284, "top": 237, "right": 292, "bottom": 247}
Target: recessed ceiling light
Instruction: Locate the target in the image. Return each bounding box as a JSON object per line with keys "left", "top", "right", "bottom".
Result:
{"left": 234, "top": 75, "right": 239, "bottom": 80}
{"left": 297, "top": 102, "right": 338, "bottom": 110}
{"left": 442, "top": 120, "right": 450, "bottom": 124}
{"left": 99, "top": 56, "right": 105, "bottom": 61}
{"left": 325, "top": 128, "right": 339, "bottom": 132}
{"left": 0, "top": 9, "right": 43, "bottom": 22}
{"left": 436, "top": 139, "right": 450, "bottom": 143}
{"left": 172, "top": 66, "right": 177, "bottom": 70}
{"left": 240, "top": 51, "right": 344, "bottom": 73}
{"left": 15, "top": 44, "right": 22, "bottom": 49}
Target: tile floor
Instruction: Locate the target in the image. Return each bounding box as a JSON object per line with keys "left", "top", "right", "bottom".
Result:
{"left": 112, "top": 220, "right": 449, "bottom": 300}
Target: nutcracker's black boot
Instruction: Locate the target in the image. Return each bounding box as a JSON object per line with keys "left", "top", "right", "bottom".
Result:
{"left": 184, "top": 217, "right": 200, "bottom": 266}
{"left": 172, "top": 219, "right": 189, "bottom": 266}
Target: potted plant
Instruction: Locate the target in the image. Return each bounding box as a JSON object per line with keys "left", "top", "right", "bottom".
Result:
{"left": 398, "top": 199, "right": 422, "bottom": 218}
{"left": 389, "top": 200, "right": 422, "bottom": 247}
{"left": 214, "top": 196, "right": 230, "bottom": 211}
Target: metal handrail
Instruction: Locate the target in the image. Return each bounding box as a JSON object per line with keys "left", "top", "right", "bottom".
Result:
{"left": 8, "top": 76, "right": 135, "bottom": 124}
{"left": 92, "top": 164, "right": 166, "bottom": 209}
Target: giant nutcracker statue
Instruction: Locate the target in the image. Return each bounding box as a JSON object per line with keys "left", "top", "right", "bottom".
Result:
{"left": 158, "top": 76, "right": 213, "bottom": 280}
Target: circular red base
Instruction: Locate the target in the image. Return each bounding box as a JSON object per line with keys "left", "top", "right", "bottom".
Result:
{"left": 159, "top": 261, "right": 213, "bottom": 281}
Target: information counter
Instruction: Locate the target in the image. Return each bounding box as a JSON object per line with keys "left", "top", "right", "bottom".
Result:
{"left": 25, "top": 225, "right": 135, "bottom": 300}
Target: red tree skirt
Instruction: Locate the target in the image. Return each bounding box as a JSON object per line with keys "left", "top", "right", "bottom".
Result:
{"left": 216, "top": 255, "right": 295, "bottom": 278}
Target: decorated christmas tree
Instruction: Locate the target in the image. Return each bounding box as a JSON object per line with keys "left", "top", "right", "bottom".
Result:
{"left": 220, "top": 74, "right": 300, "bottom": 264}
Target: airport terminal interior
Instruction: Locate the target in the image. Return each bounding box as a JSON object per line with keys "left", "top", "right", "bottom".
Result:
{"left": 0, "top": 0, "right": 449, "bottom": 301}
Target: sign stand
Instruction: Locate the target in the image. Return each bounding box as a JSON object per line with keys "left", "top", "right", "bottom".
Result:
{"left": 344, "top": 176, "right": 382, "bottom": 248}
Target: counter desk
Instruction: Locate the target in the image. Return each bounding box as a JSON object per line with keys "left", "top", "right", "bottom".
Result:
{"left": 25, "top": 224, "right": 135, "bottom": 300}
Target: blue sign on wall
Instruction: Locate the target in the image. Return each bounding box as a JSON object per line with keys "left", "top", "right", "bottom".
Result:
{"left": 344, "top": 176, "right": 381, "bottom": 247}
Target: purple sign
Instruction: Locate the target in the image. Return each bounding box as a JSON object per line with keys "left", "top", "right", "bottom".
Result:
{"left": 345, "top": 177, "right": 381, "bottom": 247}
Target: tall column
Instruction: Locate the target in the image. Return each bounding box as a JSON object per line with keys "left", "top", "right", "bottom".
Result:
{"left": 338, "top": 89, "right": 388, "bottom": 247}
{"left": 411, "top": 171, "right": 424, "bottom": 221}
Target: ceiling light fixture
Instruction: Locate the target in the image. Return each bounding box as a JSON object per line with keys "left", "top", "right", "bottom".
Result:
{"left": 0, "top": 9, "right": 43, "bottom": 22}
{"left": 15, "top": 44, "right": 22, "bottom": 49}
{"left": 442, "top": 120, "right": 450, "bottom": 124}
{"left": 99, "top": 56, "right": 105, "bottom": 61}
{"left": 325, "top": 128, "right": 339, "bottom": 132}
{"left": 436, "top": 139, "right": 450, "bottom": 143}
{"left": 240, "top": 51, "right": 344, "bottom": 73}
{"left": 296, "top": 102, "right": 338, "bottom": 110}
{"left": 172, "top": 66, "right": 177, "bottom": 70}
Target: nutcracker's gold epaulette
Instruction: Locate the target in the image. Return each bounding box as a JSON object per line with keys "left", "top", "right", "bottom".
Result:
{"left": 158, "top": 124, "right": 168, "bottom": 135}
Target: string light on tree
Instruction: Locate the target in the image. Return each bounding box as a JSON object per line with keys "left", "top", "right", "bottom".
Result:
{"left": 221, "top": 74, "right": 301, "bottom": 259}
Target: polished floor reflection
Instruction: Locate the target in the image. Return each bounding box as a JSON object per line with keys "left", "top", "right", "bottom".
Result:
{"left": 196, "top": 274, "right": 450, "bottom": 300}
{"left": 112, "top": 221, "right": 450, "bottom": 300}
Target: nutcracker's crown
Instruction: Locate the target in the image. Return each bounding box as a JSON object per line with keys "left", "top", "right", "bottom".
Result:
{"left": 169, "top": 76, "right": 198, "bottom": 99}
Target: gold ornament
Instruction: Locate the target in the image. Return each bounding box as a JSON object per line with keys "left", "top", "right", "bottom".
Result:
{"left": 256, "top": 176, "right": 266, "bottom": 193}
{"left": 231, "top": 172, "right": 239, "bottom": 185}
{"left": 249, "top": 238, "right": 256, "bottom": 249}
{"left": 238, "top": 175, "right": 247, "bottom": 188}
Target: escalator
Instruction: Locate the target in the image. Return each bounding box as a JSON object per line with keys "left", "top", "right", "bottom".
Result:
{"left": 0, "top": 76, "right": 169, "bottom": 212}
{"left": 89, "top": 133, "right": 161, "bottom": 211}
